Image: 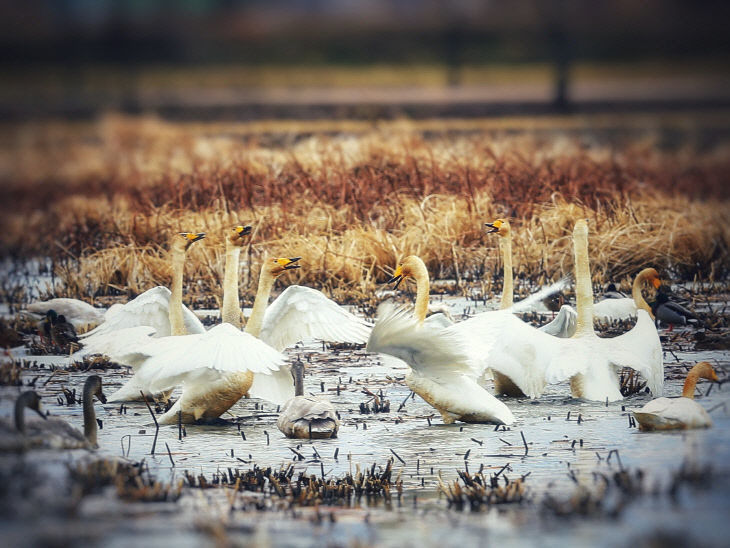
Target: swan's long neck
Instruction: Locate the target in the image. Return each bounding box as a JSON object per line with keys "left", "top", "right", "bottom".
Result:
{"left": 499, "top": 230, "right": 514, "bottom": 309}
{"left": 221, "top": 242, "right": 243, "bottom": 327}
{"left": 293, "top": 362, "right": 304, "bottom": 397}
{"left": 682, "top": 370, "right": 701, "bottom": 399}
{"left": 244, "top": 269, "right": 275, "bottom": 337}
{"left": 632, "top": 269, "right": 654, "bottom": 320}
{"left": 82, "top": 384, "right": 98, "bottom": 446}
{"left": 169, "top": 247, "right": 187, "bottom": 336}
{"left": 412, "top": 259, "right": 430, "bottom": 325}
{"left": 573, "top": 223, "right": 595, "bottom": 336}
{"left": 14, "top": 395, "right": 30, "bottom": 433}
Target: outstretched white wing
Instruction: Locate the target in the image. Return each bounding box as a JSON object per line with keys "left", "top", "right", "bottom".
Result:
{"left": 82, "top": 286, "right": 205, "bottom": 339}
{"left": 74, "top": 325, "right": 157, "bottom": 368}
{"left": 248, "top": 368, "right": 295, "bottom": 405}
{"left": 539, "top": 305, "right": 577, "bottom": 338}
{"left": 259, "top": 285, "right": 371, "bottom": 351}
{"left": 366, "top": 302, "right": 474, "bottom": 379}
{"left": 600, "top": 310, "right": 663, "bottom": 396}
{"left": 510, "top": 277, "right": 571, "bottom": 313}
{"left": 136, "top": 323, "right": 285, "bottom": 393}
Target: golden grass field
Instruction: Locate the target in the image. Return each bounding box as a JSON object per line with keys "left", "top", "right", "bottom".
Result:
{"left": 1, "top": 114, "right": 728, "bottom": 305}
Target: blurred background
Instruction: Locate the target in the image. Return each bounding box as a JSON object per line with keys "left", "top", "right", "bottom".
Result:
{"left": 1, "top": 0, "right": 729, "bottom": 120}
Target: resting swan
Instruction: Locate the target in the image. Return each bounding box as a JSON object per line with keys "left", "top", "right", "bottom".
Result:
{"left": 27, "top": 299, "right": 105, "bottom": 332}
{"left": 633, "top": 361, "right": 719, "bottom": 431}
{"left": 593, "top": 268, "right": 661, "bottom": 323}
{"left": 80, "top": 231, "right": 211, "bottom": 402}
{"left": 485, "top": 218, "right": 577, "bottom": 338}
{"left": 0, "top": 376, "right": 107, "bottom": 451}
{"left": 366, "top": 256, "right": 515, "bottom": 425}
{"left": 277, "top": 358, "right": 339, "bottom": 439}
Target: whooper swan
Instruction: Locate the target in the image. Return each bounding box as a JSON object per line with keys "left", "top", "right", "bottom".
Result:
{"left": 81, "top": 231, "right": 211, "bottom": 402}
{"left": 366, "top": 257, "right": 515, "bottom": 425}
{"left": 27, "top": 299, "right": 104, "bottom": 332}
{"left": 0, "top": 376, "right": 107, "bottom": 451}
{"left": 593, "top": 268, "right": 661, "bottom": 323}
{"left": 485, "top": 218, "right": 577, "bottom": 338}
{"left": 633, "top": 362, "right": 719, "bottom": 431}
{"left": 277, "top": 358, "right": 339, "bottom": 439}
{"left": 133, "top": 257, "right": 304, "bottom": 424}
{"left": 465, "top": 220, "right": 664, "bottom": 401}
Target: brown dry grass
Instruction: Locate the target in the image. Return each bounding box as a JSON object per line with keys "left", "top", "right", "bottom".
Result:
{"left": 0, "top": 114, "right": 728, "bottom": 304}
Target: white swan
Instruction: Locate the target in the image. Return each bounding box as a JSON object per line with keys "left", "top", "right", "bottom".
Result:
{"left": 0, "top": 376, "right": 107, "bottom": 451}
{"left": 485, "top": 218, "right": 577, "bottom": 338}
{"left": 134, "top": 253, "right": 370, "bottom": 424}
{"left": 366, "top": 257, "right": 515, "bottom": 425}
{"left": 593, "top": 268, "right": 661, "bottom": 323}
{"left": 277, "top": 358, "right": 339, "bottom": 439}
{"left": 633, "top": 361, "right": 719, "bottom": 431}
{"left": 27, "top": 299, "right": 104, "bottom": 332}
{"left": 464, "top": 220, "right": 663, "bottom": 401}
{"left": 79, "top": 231, "right": 211, "bottom": 402}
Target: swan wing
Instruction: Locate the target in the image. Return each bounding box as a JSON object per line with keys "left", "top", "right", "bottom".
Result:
{"left": 509, "top": 277, "right": 570, "bottom": 313}
{"left": 136, "top": 323, "right": 285, "bottom": 392}
{"left": 259, "top": 285, "right": 371, "bottom": 351}
{"left": 539, "top": 305, "right": 577, "bottom": 338}
{"left": 248, "top": 367, "right": 296, "bottom": 405}
{"left": 601, "top": 310, "right": 664, "bottom": 395}
{"left": 74, "top": 325, "right": 157, "bottom": 367}
{"left": 366, "top": 302, "right": 474, "bottom": 378}
{"left": 81, "top": 286, "right": 205, "bottom": 339}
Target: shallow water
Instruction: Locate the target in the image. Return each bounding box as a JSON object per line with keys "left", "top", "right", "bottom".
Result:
{"left": 1, "top": 295, "right": 729, "bottom": 547}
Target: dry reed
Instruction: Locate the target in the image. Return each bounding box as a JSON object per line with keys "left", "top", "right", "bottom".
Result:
{"left": 1, "top": 115, "right": 728, "bottom": 303}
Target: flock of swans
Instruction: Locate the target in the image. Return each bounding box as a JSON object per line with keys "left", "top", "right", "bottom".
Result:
{"left": 3, "top": 217, "right": 722, "bottom": 452}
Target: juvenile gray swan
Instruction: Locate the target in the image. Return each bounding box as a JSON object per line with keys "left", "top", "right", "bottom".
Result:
{"left": 0, "top": 375, "right": 107, "bottom": 451}
{"left": 277, "top": 359, "right": 339, "bottom": 439}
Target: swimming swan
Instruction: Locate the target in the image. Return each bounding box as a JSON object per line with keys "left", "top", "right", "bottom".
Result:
{"left": 633, "top": 361, "right": 719, "bottom": 431}
{"left": 593, "top": 268, "right": 661, "bottom": 323}
{"left": 277, "top": 358, "right": 339, "bottom": 439}
{"left": 0, "top": 376, "right": 107, "bottom": 451}
{"left": 27, "top": 299, "right": 105, "bottom": 332}
{"left": 366, "top": 257, "right": 515, "bottom": 425}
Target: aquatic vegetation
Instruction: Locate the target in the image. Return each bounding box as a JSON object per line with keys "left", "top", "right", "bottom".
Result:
{"left": 439, "top": 464, "right": 531, "bottom": 511}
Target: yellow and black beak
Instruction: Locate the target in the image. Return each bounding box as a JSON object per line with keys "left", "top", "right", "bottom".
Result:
{"left": 276, "top": 257, "right": 301, "bottom": 270}
{"left": 387, "top": 265, "right": 404, "bottom": 289}
{"left": 181, "top": 232, "right": 206, "bottom": 243}
{"left": 484, "top": 221, "right": 501, "bottom": 234}
{"left": 235, "top": 225, "right": 253, "bottom": 237}
{"left": 98, "top": 389, "right": 107, "bottom": 404}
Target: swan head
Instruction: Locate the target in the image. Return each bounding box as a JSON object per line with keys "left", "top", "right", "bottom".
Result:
{"left": 693, "top": 361, "right": 720, "bottom": 383}
{"left": 485, "top": 219, "right": 510, "bottom": 237}
{"left": 573, "top": 218, "right": 589, "bottom": 238}
{"left": 85, "top": 375, "right": 107, "bottom": 404}
{"left": 228, "top": 225, "right": 253, "bottom": 247}
{"left": 640, "top": 267, "right": 662, "bottom": 289}
{"left": 387, "top": 256, "right": 425, "bottom": 289}
{"left": 268, "top": 257, "right": 301, "bottom": 277}
{"left": 174, "top": 232, "right": 206, "bottom": 252}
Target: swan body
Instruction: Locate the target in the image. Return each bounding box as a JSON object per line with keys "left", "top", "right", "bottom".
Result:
{"left": 277, "top": 360, "right": 339, "bottom": 439}
{"left": 27, "top": 299, "right": 104, "bottom": 331}
{"left": 538, "top": 304, "right": 577, "bottom": 338}
{"left": 633, "top": 362, "right": 718, "bottom": 431}
{"left": 478, "top": 222, "right": 663, "bottom": 402}
{"left": 136, "top": 323, "right": 286, "bottom": 423}
{"left": 368, "top": 258, "right": 514, "bottom": 425}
